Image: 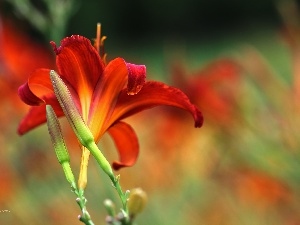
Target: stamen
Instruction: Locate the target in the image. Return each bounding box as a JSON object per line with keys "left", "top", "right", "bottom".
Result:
{"left": 95, "top": 23, "right": 101, "bottom": 55}
{"left": 93, "top": 23, "right": 107, "bottom": 64}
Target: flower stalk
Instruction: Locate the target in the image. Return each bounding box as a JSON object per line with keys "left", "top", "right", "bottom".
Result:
{"left": 46, "top": 104, "right": 96, "bottom": 225}
{"left": 76, "top": 189, "right": 95, "bottom": 225}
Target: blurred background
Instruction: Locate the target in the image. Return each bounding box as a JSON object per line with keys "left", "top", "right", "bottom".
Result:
{"left": 1, "top": 0, "right": 300, "bottom": 224}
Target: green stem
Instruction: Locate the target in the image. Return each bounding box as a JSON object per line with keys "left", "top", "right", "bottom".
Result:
{"left": 86, "top": 141, "right": 130, "bottom": 222}
{"left": 113, "top": 177, "right": 129, "bottom": 214}
{"left": 76, "top": 189, "right": 95, "bottom": 225}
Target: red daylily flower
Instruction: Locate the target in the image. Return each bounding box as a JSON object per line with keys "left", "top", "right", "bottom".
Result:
{"left": 18, "top": 35, "right": 203, "bottom": 169}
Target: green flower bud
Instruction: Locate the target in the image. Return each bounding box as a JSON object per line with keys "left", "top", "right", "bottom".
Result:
{"left": 49, "top": 70, "right": 94, "bottom": 147}
{"left": 46, "top": 105, "right": 76, "bottom": 188}
{"left": 103, "top": 199, "right": 116, "bottom": 217}
{"left": 127, "top": 188, "right": 147, "bottom": 218}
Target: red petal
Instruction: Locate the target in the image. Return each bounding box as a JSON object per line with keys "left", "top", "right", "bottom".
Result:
{"left": 110, "top": 81, "right": 203, "bottom": 128}
{"left": 126, "top": 63, "right": 146, "bottom": 95}
{"left": 88, "top": 58, "right": 129, "bottom": 140}
{"left": 107, "top": 121, "right": 139, "bottom": 170}
{"left": 18, "top": 82, "right": 44, "bottom": 106}
{"left": 18, "top": 97, "right": 63, "bottom": 135}
{"left": 51, "top": 36, "right": 105, "bottom": 109}
{"left": 18, "top": 68, "right": 53, "bottom": 106}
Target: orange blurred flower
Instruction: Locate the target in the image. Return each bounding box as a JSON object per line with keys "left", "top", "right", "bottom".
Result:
{"left": 231, "top": 168, "right": 292, "bottom": 210}
{"left": 143, "top": 58, "right": 241, "bottom": 164}
{"left": 0, "top": 18, "right": 55, "bottom": 128}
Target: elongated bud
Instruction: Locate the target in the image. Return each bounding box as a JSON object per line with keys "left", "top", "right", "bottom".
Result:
{"left": 49, "top": 70, "right": 94, "bottom": 147}
{"left": 46, "top": 105, "right": 69, "bottom": 163}
{"left": 46, "top": 105, "right": 76, "bottom": 188}
{"left": 127, "top": 188, "right": 147, "bottom": 218}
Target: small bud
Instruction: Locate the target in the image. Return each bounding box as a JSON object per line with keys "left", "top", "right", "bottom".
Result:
{"left": 105, "top": 215, "right": 114, "bottom": 224}
{"left": 127, "top": 188, "right": 147, "bottom": 218}
{"left": 46, "top": 105, "right": 76, "bottom": 187}
{"left": 103, "top": 199, "right": 116, "bottom": 217}
{"left": 49, "top": 70, "right": 94, "bottom": 147}
{"left": 125, "top": 190, "right": 131, "bottom": 199}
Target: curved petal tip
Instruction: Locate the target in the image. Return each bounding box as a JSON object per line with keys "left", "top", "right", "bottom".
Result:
{"left": 194, "top": 106, "right": 204, "bottom": 128}
{"left": 112, "top": 161, "right": 133, "bottom": 170}
{"left": 108, "top": 122, "right": 139, "bottom": 170}
{"left": 18, "top": 83, "right": 44, "bottom": 106}
{"left": 126, "top": 63, "right": 146, "bottom": 95}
